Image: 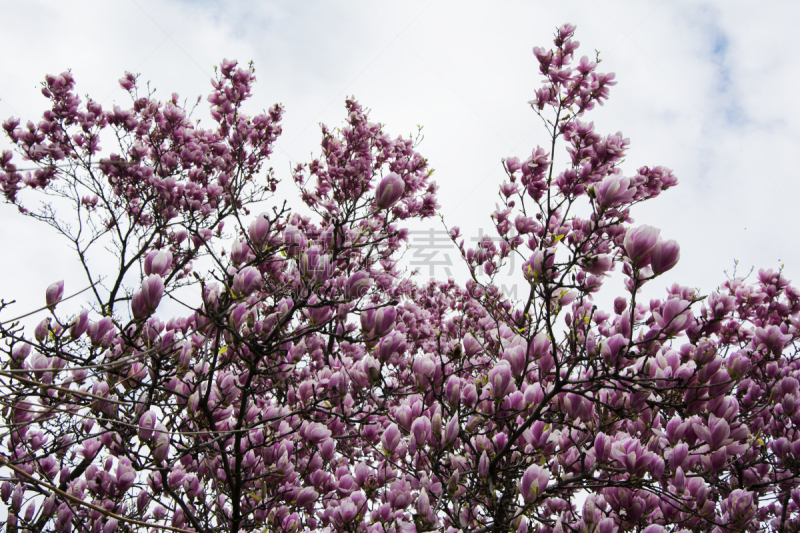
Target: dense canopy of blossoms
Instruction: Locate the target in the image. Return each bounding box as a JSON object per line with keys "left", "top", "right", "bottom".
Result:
{"left": 0, "top": 24, "right": 798, "bottom": 533}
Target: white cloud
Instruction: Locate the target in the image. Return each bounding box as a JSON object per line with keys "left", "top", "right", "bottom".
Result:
{"left": 2, "top": 0, "right": 799, "bottom": 323}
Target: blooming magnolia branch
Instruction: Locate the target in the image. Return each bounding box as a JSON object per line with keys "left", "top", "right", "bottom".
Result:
{"left": 0, "top": 23, "right": 797, "bottom": 533}
{"left": 0, "top": 455, "right": 192, "bottom": 533}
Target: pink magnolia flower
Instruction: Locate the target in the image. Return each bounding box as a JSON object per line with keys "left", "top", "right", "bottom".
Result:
{"left": 502, "top": 345, "right": 527, "bottom": 376}
{"left": 581, "top": 254, "right": 613, "bottom": 276}
{"left": 299, "top": 246, "right": 333, "bottom": 284}
{"left": 232, "top": 266, "right": 262, "bottom": 296}
{"left": 296, "top": 487, "right": 319, "bottom": 508}
{"left": 411, "top": 416, "right": 432, "bottom": 446}
{"left": 305, "top": 422, "right": 332, "bottom": 445}
{"left": 520, "top": 464, "right": 550, "bottom": 502}
{"left": 595, "top": 175, "right": 635, "bottom": 208}
{"left": 379, "top": 331, "right": 406, "bottom": 362}
{"left": 623, "top": 225, "right": 660, "bottom": 267}
{"left": 3, "top": 25, "right": 797, "bottom": 533}
{"left": 116, "top": 458, "right": 136, "bottom": 493}
{"left": 361, "top": 306, "right": 397, "bottom": 339}
{"left": 230, "top": 239, "right": 253, "bottom": 265}
{"left": 381, "top": 423, "right": 402, "bottom": 453}
{"left": 144, "top": 250, "right": 172, "bottom": 276}
{"left": 10, "top": 342, "right": 30, "bottom": 363}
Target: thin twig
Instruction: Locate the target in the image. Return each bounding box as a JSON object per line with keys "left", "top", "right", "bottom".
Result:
{"left": 0, "top": 281, "right": 100, "bottom": 325}
{"left": 0, "top": 371, "right": 127, "bottom": 405}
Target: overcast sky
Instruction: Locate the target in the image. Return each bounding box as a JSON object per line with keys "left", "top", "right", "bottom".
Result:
{"left": 2, "top": 0, "right": 799, "bottom": 319}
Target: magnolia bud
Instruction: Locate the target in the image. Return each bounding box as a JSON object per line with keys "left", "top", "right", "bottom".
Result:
{"left": 46, "top": 280, "right": 64, "bottom": 308}
{"left": 11, "top": 342, "right": 31, "bottom": 364}
{"left": 299, "top": 247, "right": 333, "bottom": 284}
{"left": 249, "top": 213, "right": 271, "bottom": 247}
{"left": 88, "top": 317, "right": 115, "bottom": 348}
{"left": 137, "top": 490, "right": 151, "bottom": 514}
{"left": 35, "top": 318, "right": 50, "bottom": 342}
{"left": 651, "top": 239, "right": 680, "bottom": 275}
{"left": 375, "top": 173, "right": 405, "bottom": 209}
{"left": 417, "top": 488, "right": 431, "bottom": 516}
{"left": 70, "top": 310, "right": 90, "bottom": 338}
{"left": 10, "top": 483, "right": 22, "bottom": 511}
{"left": 151, "top": 423, "right": 170, "bottom": 463}
{"left": 447, "top": 472, "right": 459, "bottom": 494}
{"left": 503, "top": 345, "right": 527, "bottom": 376}
{"left": 138, "top": 411, "right": 157, "bottom": 441}
{"left": 431, "top": 412, "right": 442, "bottom": 439}
{"left": 478, "top": 451, "right": 489, "bottom": 477}
{"left": 362, "top": 306, "right": 397, "bottom": 339}
{"left": 381, "top": 423, "right": 402, "bottom": 452}
{"left": 345, "top": 271, "right": 372, "bottom": 299}
{"left": 188, "top": 392, "right": 200, "bottom": 416}
{"left": 445, "top": 416, "right": 459, "bottom": 446}
{"left": 41, "top": 494, "right": 56, "bottom": 517}
{"left": 131, "top": 291, "right": 147, "bottom": 319}
{"left": 141, "top": 274, "right": 164, "bottom": 312}
{"left": 104, "top": 519, "right": 119, "bottom": 533}
{"left": 144, "top": 251, "right": 172, "bottom": 276}
{"left": 283, "top": 226, "right": 306, "bottom": 257}
{"left": 489, "top": 360, "right": 513, "bottom": 399}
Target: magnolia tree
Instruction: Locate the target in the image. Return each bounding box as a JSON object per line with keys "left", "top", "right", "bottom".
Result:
{"left": 0, "top": 24, "right": 798, "bottom": 533}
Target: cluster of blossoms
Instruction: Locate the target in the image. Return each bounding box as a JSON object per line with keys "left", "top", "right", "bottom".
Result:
{"left": 0, "top": 23, "right": 798, "bottom": 533}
